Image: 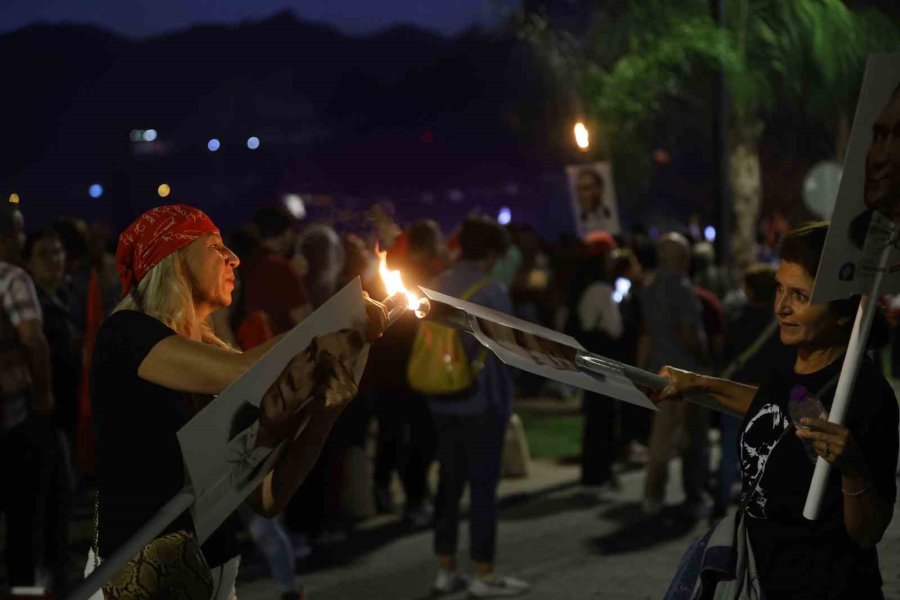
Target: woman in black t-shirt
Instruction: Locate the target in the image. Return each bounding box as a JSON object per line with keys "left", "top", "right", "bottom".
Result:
{"left": 657, "top": 222, "right": 898, "bottom": 599}
{"left": 86, "top": 205, "right": 386, "bottom": 600}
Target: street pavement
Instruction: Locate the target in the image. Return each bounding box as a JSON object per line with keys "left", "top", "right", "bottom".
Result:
{"left": 236, "top": 455, "right": 900, "bottom": 600}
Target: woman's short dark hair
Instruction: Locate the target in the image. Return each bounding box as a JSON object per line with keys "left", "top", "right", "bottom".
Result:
{"left": 459, "top": 215, "right": 510, "bottom": 261}
{"left": 779, "top": 221, "right": 888, "bottom": 347}
{"left": 779, "top": 221, "right": 828, "bottom": 279}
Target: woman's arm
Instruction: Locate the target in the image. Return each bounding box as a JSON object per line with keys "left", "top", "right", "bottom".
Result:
{"left": 842, "top": 472, "right": 893, "bottom": 548}
{"left": 247, "top": 348, "right": 360, "bottom": 517}
{"left": 796, "top": 418, "right": 894, "bottom": 548}
{"left": 657, "top": 366, "right": 758, "bottom": 417}
{"left": 245, "top": 405, "right": 339, "bottom": 517}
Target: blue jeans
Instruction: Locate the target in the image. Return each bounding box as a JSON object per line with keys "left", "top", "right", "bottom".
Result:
{"left": 432, "top": 411, "right": 507, "bottom": 563}
{"left": 239, "top": 506, "right": 298, "bottom": 592}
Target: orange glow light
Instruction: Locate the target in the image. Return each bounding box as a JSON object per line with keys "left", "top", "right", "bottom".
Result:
{"left": 377, "top": 248, "right": 419, "bottom": 310}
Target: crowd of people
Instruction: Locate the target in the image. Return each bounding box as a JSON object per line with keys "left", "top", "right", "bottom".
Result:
{"left": 0, "top": 199, "right": 898, "bottom": 599}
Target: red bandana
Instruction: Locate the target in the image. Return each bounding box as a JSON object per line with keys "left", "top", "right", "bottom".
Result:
{"left": 115, "top": 204, "right": 219, "bottom": 297}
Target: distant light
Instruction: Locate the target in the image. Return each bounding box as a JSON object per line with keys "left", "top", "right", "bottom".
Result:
{"left": 613, "top": 277, "right": 632, "bottom": 303}
{"left": 283, "top": 194, "right": 306, "bottom": 219}
{"left": 143, "top": 129, "right": 158, "bottom": 142}
{"left": 89, "top": 184, "right": 103, "bottom": 198}
{"left": 129, "top": 130, "right": 143, "bottom": 142}
{"left": 207, "top": 138, "right": 221, "bottom": 152}
{"left": 247, "top": 136, "right": 260, "bottom": 150}
{"left": 497, "top": 207, "right": 512, "bottom": 225}
{"left": 574, "top": 122, "right": 590, "bottom": 150}
{"left": 9, "top": 193, "right": 20, "bottom": 204}
{"left": 157, "top": 183, "right": 171, "bottom": 198}
{"left": 704, "top": 226, "right": 716, "bottom": 242}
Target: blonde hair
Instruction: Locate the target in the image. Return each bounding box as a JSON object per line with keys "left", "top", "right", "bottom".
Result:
{"left": 114, "top": 247, "right": 229, "bottom": 348}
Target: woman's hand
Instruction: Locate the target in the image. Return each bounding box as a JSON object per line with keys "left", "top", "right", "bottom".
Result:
{"left": 795, "top": 418, "right": 870, "bottom": 478}
{"left": 363, "top": 291, "right": 389, "bottom": 342}
{"left": 311, "top": 349, "right": 359, "bottom": 413}
{"left": 652, "top": 365, "right": 702, "bottom": 405}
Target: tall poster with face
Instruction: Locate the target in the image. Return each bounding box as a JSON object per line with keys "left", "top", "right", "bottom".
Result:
{"left": 566, "top": 162, "right": 621, "bottom": 238}
{"left": 812, "top": 54, "right": 900, "bottom": 303}
{"left": 177, "top": 279, "right": 369, "bottom": 543}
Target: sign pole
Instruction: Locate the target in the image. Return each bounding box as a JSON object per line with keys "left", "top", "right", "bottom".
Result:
{"left": 803, "top": 226, "right": 897, "bottom": 520}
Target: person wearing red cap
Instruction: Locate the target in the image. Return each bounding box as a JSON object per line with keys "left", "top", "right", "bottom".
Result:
{"left": 85, "top": 205, "right": 386, "bottom": 600}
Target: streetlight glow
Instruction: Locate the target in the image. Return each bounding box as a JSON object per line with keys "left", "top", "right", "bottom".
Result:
{"left": 157, "top": 183, "right": 171, "bottom": 198}
{"left": 574, "top": 122, "right": 590, "bottom": 150}
{"left": 9, "top": 193, "right": 20, "bottom": 204}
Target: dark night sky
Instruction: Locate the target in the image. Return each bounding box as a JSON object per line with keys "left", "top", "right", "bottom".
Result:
{"left": 2, "top": 0, "right": 519, "bottom": 38}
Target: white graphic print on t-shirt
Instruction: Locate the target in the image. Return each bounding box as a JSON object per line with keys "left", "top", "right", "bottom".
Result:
{"left": 740, "top": 402, "right": 790, "bottom": 518}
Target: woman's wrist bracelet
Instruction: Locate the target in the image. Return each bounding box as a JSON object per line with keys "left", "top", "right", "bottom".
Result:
{"left": 842, "top": 481, "right": 874, "bottom": 496}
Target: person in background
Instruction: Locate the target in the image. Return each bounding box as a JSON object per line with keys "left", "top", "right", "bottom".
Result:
{"left": 243, "top": 205, "right": 312, "bottom": 335}
{"left": 638, "top": 232, "right": 712, "bottom": 520}
{"left": 427, "top": 215, "right": 529, "bottom": 598}
{"left": 24, "top": 229, "right": 78, "bottom": 591}
{"left": 691, "top": 242, "right": 732, "bottom": 301}
{"left": 299, "top": 224, "right": 346, "bottom": 310}
{"left": 368, "top": 219, "right": 444, "bottom": 525}
{"left": 570, "top": 248, "right": 623, "bottom": 492}
{"left": 610, "top": 248, "right": 651, "bottom": 466}
{"left": 0, "top": 205, "right": 56, "bottom": 590}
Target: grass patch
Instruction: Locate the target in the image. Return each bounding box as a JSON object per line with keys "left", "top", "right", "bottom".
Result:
{"left": 518, "top": 412, "right": 583, "bottom": 460}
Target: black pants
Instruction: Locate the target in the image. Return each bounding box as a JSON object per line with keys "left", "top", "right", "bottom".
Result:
{"left": 373, "top": 393, "right": 435, "bottom": 509}
{"left": 432, "top": 411, "right": 506, "bottom": 564}
{"left": 0, "top": 417, "right": 70, "bottom": 587}
{"left": 581, "top": 393, "right": 616, "bottom": 486}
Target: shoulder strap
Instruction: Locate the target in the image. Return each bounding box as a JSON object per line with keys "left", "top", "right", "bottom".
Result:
{"left": 461, "top": 277, "right": 491, "bottom": 301}
{"left": 720, "top": 319, "right": 779, "bottom": 380}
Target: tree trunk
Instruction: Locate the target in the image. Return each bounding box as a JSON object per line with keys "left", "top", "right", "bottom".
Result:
{"left": 729, "top": 142, "right": 761, "bottom": 268}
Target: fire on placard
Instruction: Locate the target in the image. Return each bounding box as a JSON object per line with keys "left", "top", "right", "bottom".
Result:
{"left": 376, "top": 249, "right": 431, "bottom": 323}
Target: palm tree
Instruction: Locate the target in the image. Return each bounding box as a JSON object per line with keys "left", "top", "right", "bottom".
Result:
{"left": 520, "top": 0, "right": 898, "bottom": 264}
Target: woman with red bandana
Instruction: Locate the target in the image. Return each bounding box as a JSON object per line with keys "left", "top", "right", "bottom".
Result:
{"left": 85, "top": 205, "right": 386, "bottom": 600}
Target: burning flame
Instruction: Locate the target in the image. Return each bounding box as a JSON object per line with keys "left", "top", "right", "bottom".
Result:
{"left": 377, "top": 248, "right": 420, "bottom": 310}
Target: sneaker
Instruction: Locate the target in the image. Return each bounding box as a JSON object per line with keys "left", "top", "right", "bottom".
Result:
{"left": 432, "top": 570, "right": 469, "bottom": 595}
{"left": 468, "top": 575, "right": 529, "bottom": 598}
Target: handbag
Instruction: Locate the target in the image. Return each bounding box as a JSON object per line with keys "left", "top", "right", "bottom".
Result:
{"left": 92, "top": 493, "right": 214, "bottom": 600}
{"left": 664, "top": 373, "right": 840, "bottom": 600}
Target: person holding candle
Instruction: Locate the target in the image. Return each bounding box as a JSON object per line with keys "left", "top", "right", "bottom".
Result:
{"left": 85, "top": 204, "right": 386, "bottom": 600}
{"left": 659, "top": 222, "right": 898, "bottom": 599}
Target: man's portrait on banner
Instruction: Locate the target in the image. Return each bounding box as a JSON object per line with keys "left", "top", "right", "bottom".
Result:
{"left": 849, "top": 82, "right": 900, "bottom": 250}
{"left": 566, "top": 162, "right": 621, "bottom": 237}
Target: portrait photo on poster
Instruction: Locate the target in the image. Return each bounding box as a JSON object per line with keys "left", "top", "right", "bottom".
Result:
{"left": 813, "top": 53, "right": 900, "bottom": 303}
{"left": 177, "top": 279, "right": 369, "bottom": 543}
{"left": 565, "top": 162, "right": 621, "bottom": 238}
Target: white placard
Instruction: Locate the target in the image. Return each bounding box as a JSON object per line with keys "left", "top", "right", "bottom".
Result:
{"left": 419, "top": 287, "right": 655, "bottom": 410}
{"left": 813, "top": 54, "right": 900, "bottom": 303}
{"left": 178, "top": 279, "right": 369, "bottom": 543}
